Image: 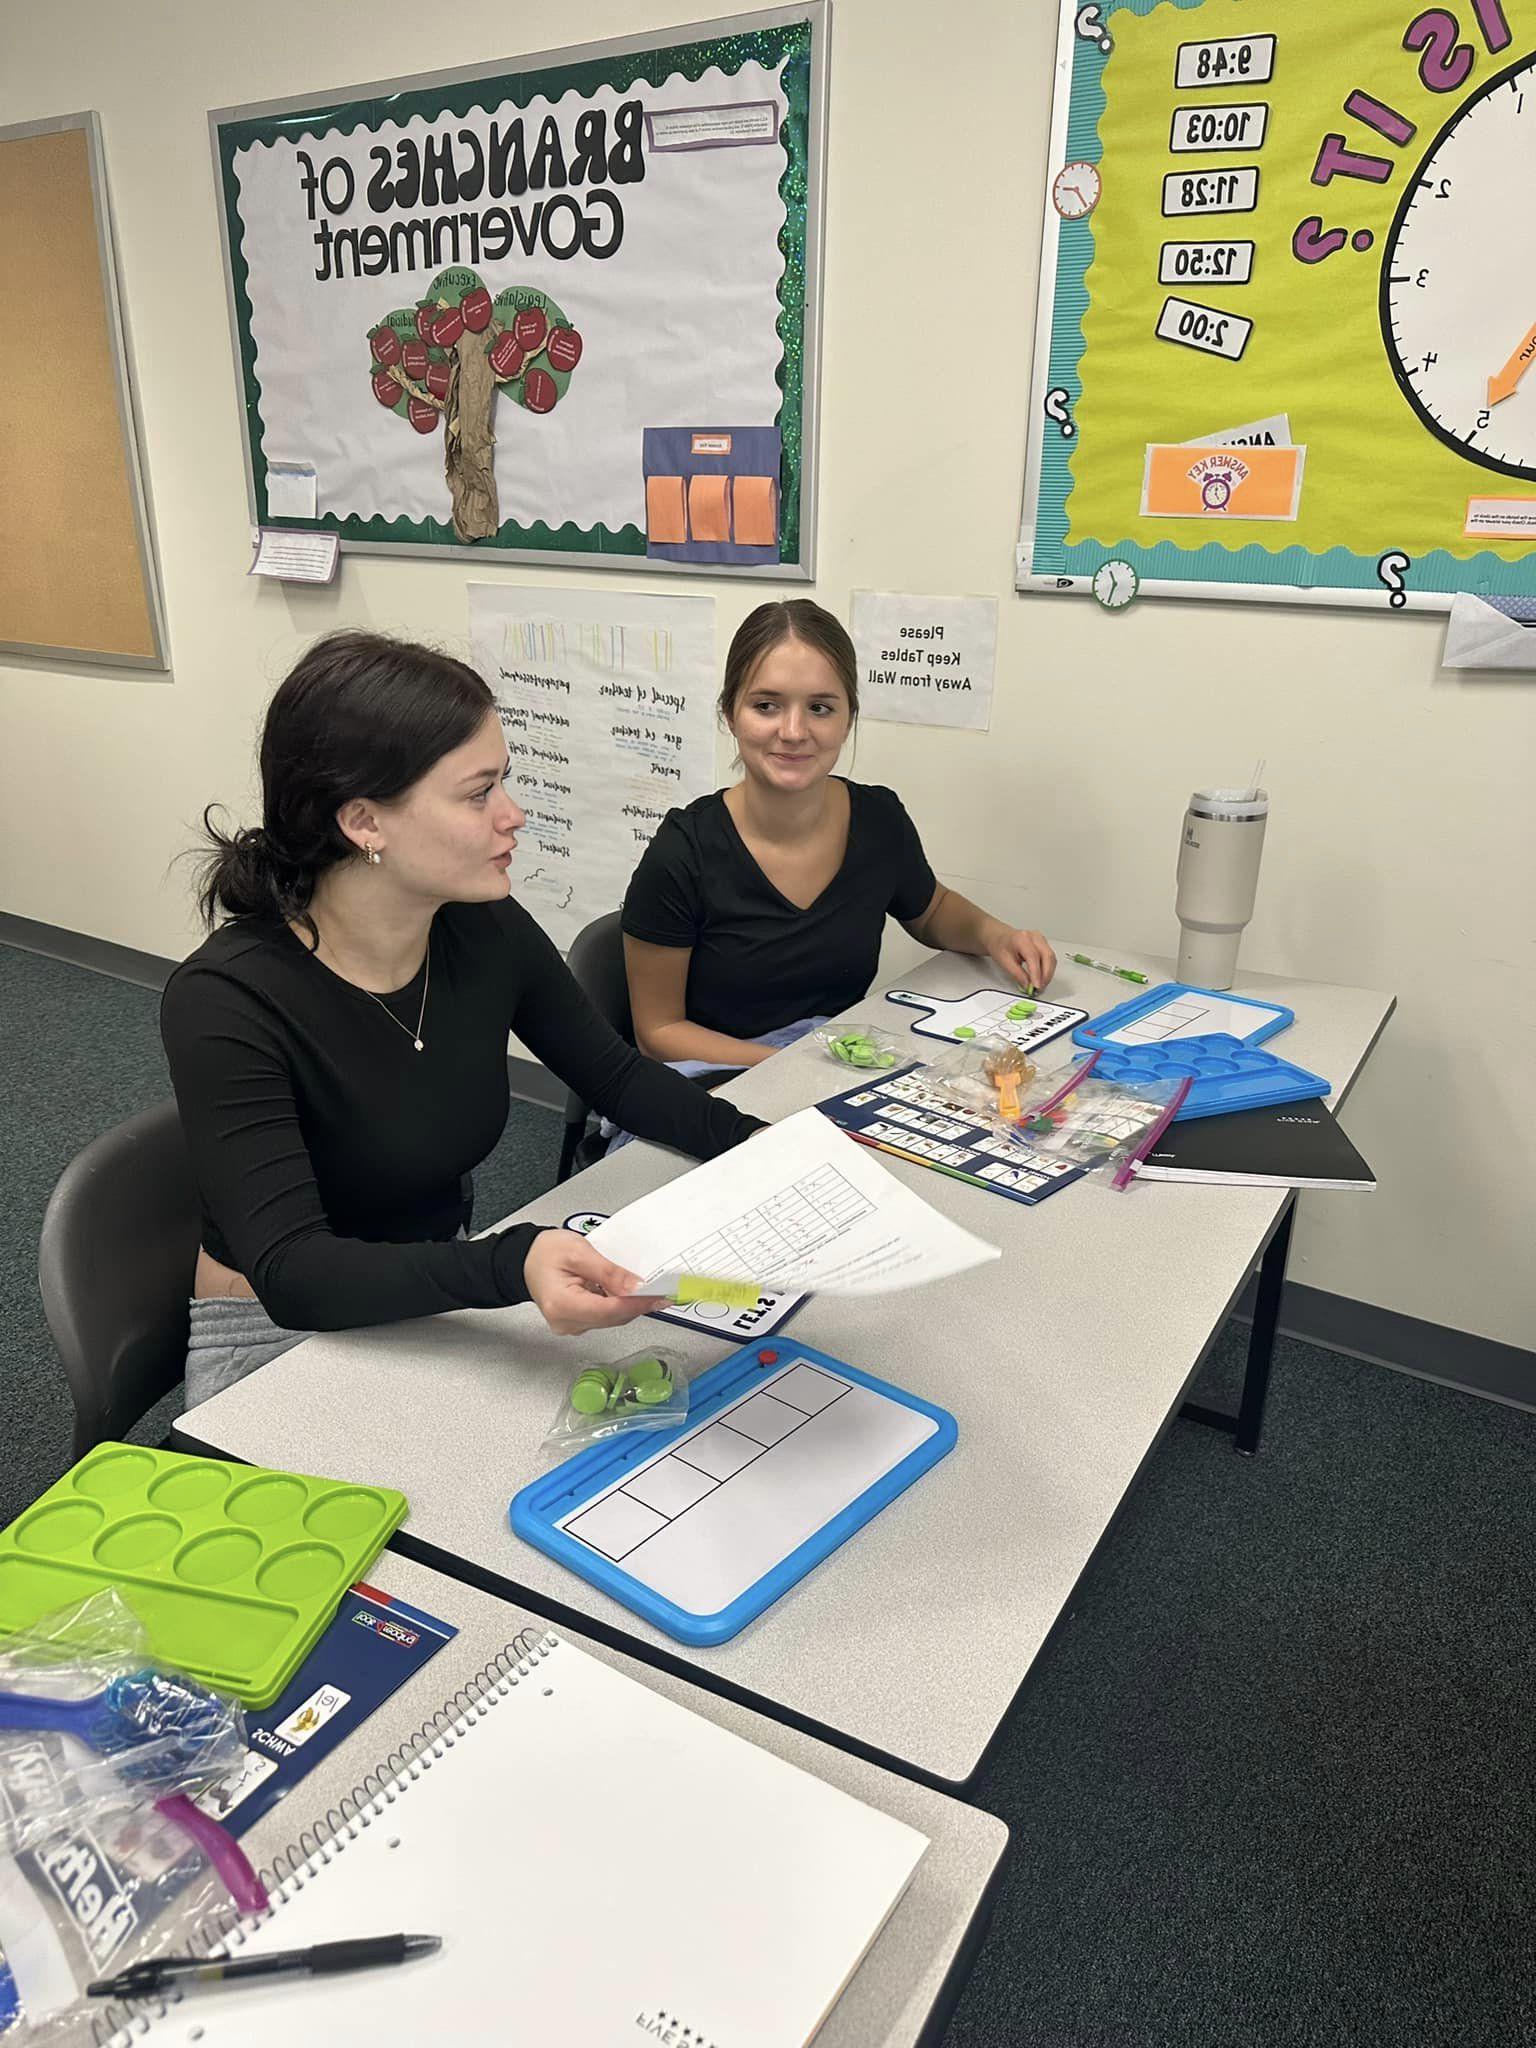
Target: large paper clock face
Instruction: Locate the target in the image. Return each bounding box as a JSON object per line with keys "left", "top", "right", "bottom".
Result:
{"left": 1381, "top": 53, "right": 1536, "bottom": 480}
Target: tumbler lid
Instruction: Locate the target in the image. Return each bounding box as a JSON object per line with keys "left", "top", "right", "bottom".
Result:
{"left": 1188, "top": 786, "right": 1268, "bottom": 822}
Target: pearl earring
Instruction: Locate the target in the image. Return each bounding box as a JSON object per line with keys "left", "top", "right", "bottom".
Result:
{"left": 365, "top": 845, "right": 382, "bottom": 866}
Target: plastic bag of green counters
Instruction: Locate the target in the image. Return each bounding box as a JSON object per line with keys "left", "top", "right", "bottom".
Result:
{"left": 811, "top": 1022, "right": 900, "bottom": 1071}
{"left": 541, "top": 1347, "right": 692, "bottom": 1458}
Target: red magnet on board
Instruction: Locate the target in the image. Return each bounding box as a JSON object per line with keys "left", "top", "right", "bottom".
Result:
{"left": 757, "top": 1349, "right": 779, "bottom": 1365}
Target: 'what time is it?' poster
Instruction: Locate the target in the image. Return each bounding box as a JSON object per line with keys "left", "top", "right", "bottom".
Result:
{"left": 1021, "top": 0, "right": 1536, "bottom": 608}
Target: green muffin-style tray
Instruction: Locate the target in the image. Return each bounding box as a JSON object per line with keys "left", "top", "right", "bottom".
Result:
{"left": 0, "top": 1445, "right": 407, "bottom": 1709}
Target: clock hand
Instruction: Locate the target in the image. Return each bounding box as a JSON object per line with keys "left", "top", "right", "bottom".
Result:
{"left": 1488, "top": 319, "right": 1536, "bottom": 406}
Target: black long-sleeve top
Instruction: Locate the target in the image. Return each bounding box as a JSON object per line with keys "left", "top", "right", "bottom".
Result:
{"left": 160, "top": 899, "right": 761, "bottom": 1331}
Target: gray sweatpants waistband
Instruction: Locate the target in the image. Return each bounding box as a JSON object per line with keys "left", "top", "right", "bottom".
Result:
{"left": 184, "top": 1293, "right": 310, "bottom": 1407}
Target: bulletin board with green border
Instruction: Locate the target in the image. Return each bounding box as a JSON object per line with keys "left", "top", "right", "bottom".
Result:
{"left": 1019, "top": 0, "right": 1536, "bottom": 610}
{"left": 209, "top": 5, "right": 826, "bottom": 575}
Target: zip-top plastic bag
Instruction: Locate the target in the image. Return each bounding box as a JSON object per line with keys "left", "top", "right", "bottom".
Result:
{"left": 0, "top": 1591, "right": 247, "bottom": 1862}
{"left": 0, "top": 1590, "right": 262, "bottom": 2041}
{"left": 1001, "top": 1054, "right": 1193, "bottom": 1190}
{"left": 811, "top": 1022, "right": 901, "bottom": 1072}
{"left": 541, "top": 1346, "right": 692, "bottom": 1457}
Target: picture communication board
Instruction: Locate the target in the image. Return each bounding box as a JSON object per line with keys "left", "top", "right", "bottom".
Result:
{"left": 816, "top": 1065, "right": 1090, "bottom": 1207}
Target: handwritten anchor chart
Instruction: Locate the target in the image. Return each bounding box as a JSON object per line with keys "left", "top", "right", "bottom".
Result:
{"left": 469, "top": 586, "right": 715, "bottom": 947}
{"left": 1021, "top": 0, "right": 1536, "bottom": 609}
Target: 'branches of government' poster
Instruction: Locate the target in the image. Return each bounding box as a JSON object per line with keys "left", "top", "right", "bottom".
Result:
{"left": 212, "top": 7, "right": 825, "bottom": 573}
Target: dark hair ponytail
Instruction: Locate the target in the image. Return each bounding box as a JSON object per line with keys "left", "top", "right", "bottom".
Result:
{"left": 197, "top": 631, "right": 495, "bottom": 938}
{"left": 197, "top": 816, "right": 314, "bottom": 932}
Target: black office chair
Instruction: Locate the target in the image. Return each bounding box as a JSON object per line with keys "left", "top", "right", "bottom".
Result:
{"left": 37, "top": 1097, "right": 200, "bottom": 1457}
{"left": 556, "top": 909, "right": 631, "bottom": 1182}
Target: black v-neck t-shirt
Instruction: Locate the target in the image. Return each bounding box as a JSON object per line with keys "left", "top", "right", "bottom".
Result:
{"left": 160, "top": 898, "right": 759, "bottom": 1333}
{"left": 621, "top": 781, "right": 938, "bottom": 1039}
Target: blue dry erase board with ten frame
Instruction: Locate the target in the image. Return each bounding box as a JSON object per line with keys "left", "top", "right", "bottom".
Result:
{"left": 1073, "top": 982, "right": 1295, "bottom": 1052}
{"left": 510, "top": 1342, "right": 958, "bottom": 1647}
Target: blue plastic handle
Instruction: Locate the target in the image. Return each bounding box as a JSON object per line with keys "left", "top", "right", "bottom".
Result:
{"left": 0, "top": 1690, "right": 104, "bottom": 1740}
{"left": 0, "top": 1669, "right": 230, "bottom": 1775}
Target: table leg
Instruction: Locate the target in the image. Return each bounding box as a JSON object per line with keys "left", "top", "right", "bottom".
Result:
{"left": 1179, "top": 1195, "right": 1296, "bottom": 1456}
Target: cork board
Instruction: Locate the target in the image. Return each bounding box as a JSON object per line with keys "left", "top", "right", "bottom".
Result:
{"left": 0, "top": 115, "right": 165, "bottom": 667}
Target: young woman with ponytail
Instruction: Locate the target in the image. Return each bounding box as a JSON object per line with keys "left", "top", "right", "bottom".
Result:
{"left": 162, "top": 631, "right": 762, "bottom": 1402}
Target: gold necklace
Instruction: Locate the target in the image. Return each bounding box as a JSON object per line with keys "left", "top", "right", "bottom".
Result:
{"left": 360, "top": 946, "right": 430, "bottom": 1052}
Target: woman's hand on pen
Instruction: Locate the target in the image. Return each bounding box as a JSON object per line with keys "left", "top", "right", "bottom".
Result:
{"left": 985, "top": 925, "right": 1057, "bottom": 994}
{"left": 523, "top": 1230, "right": 667, "bottom": 1337}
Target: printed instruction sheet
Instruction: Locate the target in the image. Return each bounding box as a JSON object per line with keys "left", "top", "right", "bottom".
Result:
{"left": 588, "top": 1107, "right": 1000, "bottom": 1298}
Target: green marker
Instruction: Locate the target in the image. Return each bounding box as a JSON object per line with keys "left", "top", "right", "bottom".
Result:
{"left": 1069, "top": 953, "right": 1148, "bottom": 985}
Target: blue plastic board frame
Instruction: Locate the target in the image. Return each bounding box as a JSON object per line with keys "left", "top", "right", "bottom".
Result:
{"left": 1073, "top": 981, "right": 1294, "bottom": 1051}
{"left": 509, "top": 1341, "right": 957, "bottom": 1646}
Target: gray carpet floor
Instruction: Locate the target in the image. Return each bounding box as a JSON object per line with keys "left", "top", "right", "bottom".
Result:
{"left": 2, "top": 941, "right": 1531, "bottom": 2045}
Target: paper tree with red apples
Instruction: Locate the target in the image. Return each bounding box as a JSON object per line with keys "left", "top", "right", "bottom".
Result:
{"left": 366, "top": 265, "right": 584, "bottom": 542}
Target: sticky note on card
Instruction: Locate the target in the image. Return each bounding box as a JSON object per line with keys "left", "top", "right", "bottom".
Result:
{"left": 676, "top": 1273, "right": 760, "bottom": 1309}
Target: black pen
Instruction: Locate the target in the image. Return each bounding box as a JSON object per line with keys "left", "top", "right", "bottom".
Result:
{"left": 88, "top": 1933, "right": 441, "bottom": 2000}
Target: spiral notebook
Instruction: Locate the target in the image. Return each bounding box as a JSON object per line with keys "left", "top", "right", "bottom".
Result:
{"left": 98, "top": 1631, "right": 927, "bottom": 2048}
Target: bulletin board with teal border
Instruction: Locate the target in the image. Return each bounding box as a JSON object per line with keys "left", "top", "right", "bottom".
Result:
{"left": 1019, "top": 0, "right": 1536, "bottom": 610}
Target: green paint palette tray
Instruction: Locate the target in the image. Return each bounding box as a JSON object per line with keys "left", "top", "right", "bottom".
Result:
{"left": 0, "top": 1445, "right": 407, "bottom": 1708}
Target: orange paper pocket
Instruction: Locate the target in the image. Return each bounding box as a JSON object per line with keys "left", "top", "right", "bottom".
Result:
{"left": 687, "top": 474, "right": 731, "bottom": 542}
{"left": 646, "top": 475, "right": 687, "bottom": 543}
{"left": 732, "top": 475, "right": 778, "bottom": 545}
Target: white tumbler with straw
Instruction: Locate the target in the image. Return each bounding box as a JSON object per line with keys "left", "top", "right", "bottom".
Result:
{"left": 1174, "top": 780, "right": 1269, "bottom": 990}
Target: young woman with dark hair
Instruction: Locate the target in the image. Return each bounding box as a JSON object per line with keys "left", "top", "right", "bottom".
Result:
{"left": 163, "top": 630, "right": 761, "bottom": 1402}
{"left": 621, "top": 599, "right": 1056, "bottom": 1074}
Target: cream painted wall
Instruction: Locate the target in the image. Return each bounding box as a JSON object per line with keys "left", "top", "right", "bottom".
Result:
{"left": 1, "top": 0, "right": 1532, "bottom": 1347}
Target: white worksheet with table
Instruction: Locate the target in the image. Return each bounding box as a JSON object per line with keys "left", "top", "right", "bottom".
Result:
{"left": 589, "top": 1106, "right": 1000, "bottom": 1297}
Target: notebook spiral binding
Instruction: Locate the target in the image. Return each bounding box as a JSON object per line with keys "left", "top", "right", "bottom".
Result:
{"left": 92, "top": 1629, "right": 560, "bottom": 2048}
